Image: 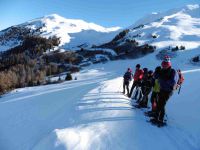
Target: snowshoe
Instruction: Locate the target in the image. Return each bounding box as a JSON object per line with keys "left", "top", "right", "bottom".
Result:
{"left": 136, "top": 100, "right": 141, "bottom": 104}
{"left": 122, "top": 92, "right": 129, "bottom": 97}
{"left": 132, "top": 104, "right": 141, "bottom": 108}
{"left": 144, "top": 111, "right": 152, "bottom": 115}
{"left": 144, "top": 111, "right": 156, "bottom": 117}
{"left": 139, "top": 104, "right": 148, "bottom": 108}
{"left": 148, "top": 118, "right": 167, "bottom": 127}
{"left": 157, "top": 121, "right": 167, "bottom": 127}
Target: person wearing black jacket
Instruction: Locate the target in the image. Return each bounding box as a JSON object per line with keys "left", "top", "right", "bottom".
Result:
{"left": 123, "top": 68, "right": 133, "bottom": 96}
{"left": 138, "top": 70, "right": 154, "bottom": 108}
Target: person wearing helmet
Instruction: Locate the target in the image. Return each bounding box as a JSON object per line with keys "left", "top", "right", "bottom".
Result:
{"left": 123, "top": 68, "right": 133, "bottom": 96}
{"left": 129, "top": 64, "right": 144, "bottom": 98}
{"left": 151, "top": 56, "right": 177, "bottom": 126}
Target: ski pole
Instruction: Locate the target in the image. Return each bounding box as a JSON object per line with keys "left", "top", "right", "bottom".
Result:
{"left": 178, "top": 85, "right": 182, "bottom": 95}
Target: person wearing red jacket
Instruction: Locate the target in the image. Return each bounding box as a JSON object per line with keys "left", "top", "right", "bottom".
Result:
{"left": 129, "top": 64, "right": 144, "bottom": 98}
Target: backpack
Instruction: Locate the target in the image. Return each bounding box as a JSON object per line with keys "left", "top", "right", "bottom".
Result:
{"left": 175, "top": 70, "right": 184, "bottom": 91}
{"left": 159, "top": 67, "right": 176, "bottom": 91}
{"left": 177, "top": 70, "right": 184, "bottom": 85}
{"left": 153, "top": 79, "right": 160, "bottom": 93}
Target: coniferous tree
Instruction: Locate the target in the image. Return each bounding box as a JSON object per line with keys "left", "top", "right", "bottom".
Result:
{"left": 65, "top": 73, "right": 72, "bottom": 81}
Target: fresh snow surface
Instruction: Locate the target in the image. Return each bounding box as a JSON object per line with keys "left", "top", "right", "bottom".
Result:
{"left": 127, "top": 4, "right": 200, "bottom": 50}
{"left": 0, "top": 47, "right": 200, "bottom": 150}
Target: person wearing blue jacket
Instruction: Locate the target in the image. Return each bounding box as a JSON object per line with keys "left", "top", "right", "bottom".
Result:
{"left": 153, "top": 56, "right": 177, "bottom": 126}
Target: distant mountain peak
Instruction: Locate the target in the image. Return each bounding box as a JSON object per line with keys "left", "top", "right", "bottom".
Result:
{"left": 130, "top": 3, "right": 200, "bottom": 29}
{"left": 0, "top": 14, "right": 121, "bottom": 51}
{"left": 103, "top": 3, "right": 200, "bottom": 53}
{"left": 45, "top": 13, "right": 63, "bottom": 19}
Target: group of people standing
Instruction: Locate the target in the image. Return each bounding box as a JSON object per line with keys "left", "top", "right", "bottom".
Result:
{"left": 122, "top": 55, "right": 184, "bottom": 126}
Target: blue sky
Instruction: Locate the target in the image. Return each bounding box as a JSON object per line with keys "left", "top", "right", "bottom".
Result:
{"left": 0, "top": 0, "right": 199, "bottom": 30}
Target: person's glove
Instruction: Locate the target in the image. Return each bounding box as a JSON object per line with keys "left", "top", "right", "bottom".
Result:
{"left": 175, "top": 84, "right": 180, "bottom": 90}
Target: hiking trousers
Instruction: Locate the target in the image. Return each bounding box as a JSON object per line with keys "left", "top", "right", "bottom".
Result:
{"left": 129, "top": 80, "right": 141, "bottom": 98}
{"left": 123, "top": 80, "right": 130, "bottom": 95}
{"left": 156, "top": 90, "right": 173, "bottom": 122}
{"left": 139, "top": 87, "right": 152, "bottom": 107}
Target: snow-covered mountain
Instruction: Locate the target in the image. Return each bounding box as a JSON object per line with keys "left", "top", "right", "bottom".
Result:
{"left": 0, "top": 14, "right": 121, "bottom": 51}
{"left": 129, "top": 4, "right": 200, "bottom": 49}
{"left": 1, "top": 4, "right": 200, "bottom": 150}
{"left": 105, "top": 4, "right": 200, "bottom": 51}
{"left": 1, "top": 4, "right": 200, "bottom": 54}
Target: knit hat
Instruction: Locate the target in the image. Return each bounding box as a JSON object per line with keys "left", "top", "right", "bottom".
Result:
{"left": 143, "top": 68, "right": 148, "bottom": 73}
{"left": 127, "top": 68, "right": 132, "bottom": 72}
{"left": 161, "top": 55, "right": 171, "bottom": 69}
{"left": 148, "top": 70, "right": 153, "bottom": 76}
{"left": 136, "top": 64, "right": 141, "bottom": 68}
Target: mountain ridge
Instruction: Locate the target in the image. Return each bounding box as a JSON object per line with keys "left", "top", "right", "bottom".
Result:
{"left": 1, "top": 4, "right": 200, "bottom": 52}
{"left": 102, "top": 4, "right": 200, "bottom": 52}
{"left": 0, "top": 14, "right": 121, "bottom": 51}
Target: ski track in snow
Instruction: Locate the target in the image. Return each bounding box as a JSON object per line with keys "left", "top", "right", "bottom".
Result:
{"left": 0, "top": 56, "right": 200, "bottom": 150}
{"left": 0, "top": 77, "right": 107, "bottom": 104}
{"left": 182, "top": 68, "right": 200, "bottom": 74}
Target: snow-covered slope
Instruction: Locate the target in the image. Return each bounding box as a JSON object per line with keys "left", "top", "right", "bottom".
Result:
{"left": 0, "top": 4, "right": 200, "bottom": 150}
{"left": 130, "top": 4, "right": 200, "bottom": 28}
{"left": 125, "top": 4, "right": 200, "bottom": 50}
{"left": 0, "top": 14, "right": 121, "bottom": 51}
{"left": 0, "top": 47, "right": 200, "bottom": 150}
